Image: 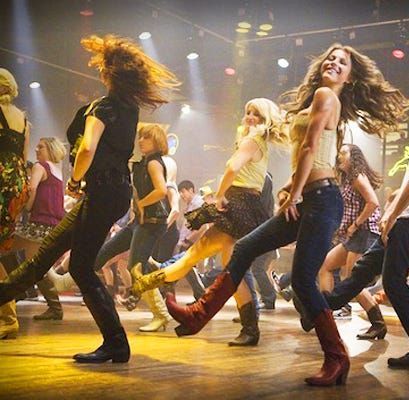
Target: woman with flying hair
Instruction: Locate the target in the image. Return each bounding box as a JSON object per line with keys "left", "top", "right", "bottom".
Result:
{"left": 0, "top": 34, "right": 179, "bottom": 363}
{"left": 318, "top": 143, "right": 386, "bottom": 339}
{"left": 164, "top": 44, "right": 409, "bottom": 386}
{"left": 129, "top": 97, "right": 289, "bottom": 346}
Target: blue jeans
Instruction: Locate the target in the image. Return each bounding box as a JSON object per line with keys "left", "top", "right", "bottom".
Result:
{"left": 95, "top": 220, "right": 167, "bottom": 275}
{"left": 324, "top": 239, "right": 384, "bottom": 310}
{"left": 227, "top": 185, "right": 343, "bottom": 319}
{"left": 251, "top": 252, "right": 276, "bottom": 306}
{"left": 94, "top": 221, "right": 138, "bottom": 271}
{"left": 128, "top": 223, "right": 167, "bottom": 274}
{"left": 383, "top": 218, "right": 409, "bottom": 337}
{"left": 325, "top": 218, "right": 409, "bottom": 336}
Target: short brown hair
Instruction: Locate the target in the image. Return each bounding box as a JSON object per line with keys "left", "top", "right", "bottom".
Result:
{"left": 138, "top": 124, "right": 168, "bottom": 155}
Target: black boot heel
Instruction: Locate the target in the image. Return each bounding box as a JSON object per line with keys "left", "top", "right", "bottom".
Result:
{"left": 112, "top": 352, "right": 130, "bottom": 363}
{"left": 175, "top": 324, "right": 191, "bottom": 337}
{"left": 356, "top": 324, "right": 387, "bottom": 340}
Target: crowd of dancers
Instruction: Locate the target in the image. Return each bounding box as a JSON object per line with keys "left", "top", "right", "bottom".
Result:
{"left": 0, "top": 33, "right": 409, "bottom": 388}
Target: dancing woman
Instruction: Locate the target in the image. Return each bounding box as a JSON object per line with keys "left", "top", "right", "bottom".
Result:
{"left": 0, "top": 34, "right": 179, "bottom": 362}
{"left": 164, "top": 44, "right": 408, "bottom": 385}
{"left": 130, "top": 98, "right": 288, "bottom": 345}
{"left": 0, "top": 68, "right": 30, "bottom": 339}
{"left": 318, "top": 144, "right": 386, "bottom": 339}
{"left": 14, "top": 137, "right": 67, "bottom": 321}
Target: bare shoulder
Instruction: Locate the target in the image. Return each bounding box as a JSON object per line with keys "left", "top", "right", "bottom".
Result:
{"left": 313, "top": 87, "right": 338, "bottom": 106}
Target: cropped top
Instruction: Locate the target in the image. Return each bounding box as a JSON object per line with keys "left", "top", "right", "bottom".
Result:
{"left": 231, "top": 134, "right": 268, "bottom": 192}
{"left": 290, "top": 114, "right": 337, "bottom": 172}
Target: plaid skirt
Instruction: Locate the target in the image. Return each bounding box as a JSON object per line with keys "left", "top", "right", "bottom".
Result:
{"left": 185, "top": 186, "right": 268, "bottom": 239}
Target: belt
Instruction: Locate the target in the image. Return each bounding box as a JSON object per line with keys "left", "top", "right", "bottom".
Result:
{"left": 303, "top": 178, "right": 338, "bottom": 194}
{"left": 92, "top": 169, "right": 130, "bottom": 186}
{"left": 143, "top": 217, "right": 167, "bottom": 224}
{"left": 229, "top": 186, "right": 261, "bottom": 196}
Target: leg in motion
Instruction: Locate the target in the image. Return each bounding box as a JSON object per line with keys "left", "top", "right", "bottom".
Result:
{"left": 167, "top": 215, "right": 298, "bottom": 336}
{"left": 382, "top": 220, "right": 409, "bottom": 369}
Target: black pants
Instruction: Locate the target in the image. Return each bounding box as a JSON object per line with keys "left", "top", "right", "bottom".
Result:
{"left": 0, "top": 182, "right": 130, "bottom": 337}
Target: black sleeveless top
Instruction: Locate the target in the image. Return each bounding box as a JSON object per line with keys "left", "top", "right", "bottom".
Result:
{"left": 0, "top": 107, "right": 26, "bottom": 157}
{"left": 132, "top": 152, "right": 170, "bottom": 221}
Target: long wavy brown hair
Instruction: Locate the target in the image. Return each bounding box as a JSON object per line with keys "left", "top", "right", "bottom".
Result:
{"left": 81, "top": 34, "right": 180, "bottom": 109}
{"left": 281, "top": 43, "right": 409, "bottom": 147}
{"left": 337, "top": 144, "right": 383, "bottom": 189}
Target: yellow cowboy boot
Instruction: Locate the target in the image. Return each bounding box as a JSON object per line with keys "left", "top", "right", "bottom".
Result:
{"left": 0, "top": 300, "right": 19, "bottom": 339}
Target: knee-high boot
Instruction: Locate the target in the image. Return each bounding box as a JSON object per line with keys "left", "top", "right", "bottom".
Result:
{"left": 139, "top": 289, "right": 172, "bottom": 332}
{"left": 356, "top": 305, "right": 387, "bottom": 340}
{"left": 34, "top": 275, "right": 63, "bottom": 320}
{"left": 305, "top": 309, "right": 350, "bottom": 386}
{"left": 166, "top": 271, "right": 236, "bottom": 337}
{"left": 228, "top": 302, "right": 260, "bottom": 346}
{"left": 0, "top": 300, "right": 19, "bottom": 339}
{"left": 73, "top": 285, "right": 130, "bottom": 363}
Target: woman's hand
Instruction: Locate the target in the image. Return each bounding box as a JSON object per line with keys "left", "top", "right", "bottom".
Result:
{"left": 346, "top": 223, "right": 358, "bottom": 238}
{"left": 379, "top": 212, "right": 397, "bottom": 246}
{"left": 215, "top": 195, "right": 229, "bottom": 212}
{"left": 277, "top": 195, "right": 300, "bottom": 222}
{"left": 65, "top": 178, "right": 82, "bottom": 199}
{"left": 136, "top": 201, "right": 144, "bottom": 225}
{"left": 167, "top": 208, "right": 179, "bottom": 228}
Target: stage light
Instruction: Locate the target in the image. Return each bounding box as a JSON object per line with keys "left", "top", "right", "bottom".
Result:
{"left": 139, "top": 32, "right": 151, "bottom": 40}
{"left": 392, "top": 48, "right": 405, "bottom": 59}
{"left": 224, "top": 67, "right": 236, "bottom": 76}
{"left": 259, "top": 24, "right": 272, "bottom": 31}
{"left": 256, "top": 31, "right": 268, "bottom": 37}
{"left": 277, "top": 58, "right": 289, "bottom": 68}
{"left": 236, "top": 28, "right": 249, "bottom": 34}
{"left": 187, "top": 52, "right": 199, "bottom": 60}
{"left": 238, "top": 22, "right": 251, "bottom": 29}
{"left": 80, "top": 8, "right": 93, "bottom": 16}
{"left": 181, "top": 104, "right": 191, "bottom": 114}
{"left": 29, "top": 81, "right": 40, "bottom": 89}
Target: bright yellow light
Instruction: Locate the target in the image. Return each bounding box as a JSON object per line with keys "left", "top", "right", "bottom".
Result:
{"left": 237, "top": 21, "right": 251, "bottom": 29}
{"left": 259, "top": 24, "right": 273, "bottom": 31}
{"left": 236, "top": 28, "right": 249, "bottom": 33}
{"left": 256, "top": 31, "right": 268, "bottom": 36}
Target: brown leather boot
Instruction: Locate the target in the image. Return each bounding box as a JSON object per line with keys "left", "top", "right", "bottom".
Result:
{"left": 356, "top": 305, "right": 387, "bottom": 340}
{"left": 166, "top": 271, "right": 236, "bottom": 336}
{"left": 305, "top": 309, "right": 350, "bottom": 386}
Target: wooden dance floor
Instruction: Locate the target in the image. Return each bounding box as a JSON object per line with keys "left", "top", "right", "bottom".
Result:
{"left": 1, "top": 291, "right": 408, "bottom": 400}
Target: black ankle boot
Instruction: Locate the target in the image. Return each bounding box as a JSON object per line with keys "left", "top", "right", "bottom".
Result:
{"left": 73, "top": 329, "right": 130, "bottom": 363}
{"left": 74, "top": 286, "right": 130, "bottom": 363}
{"left": 228, "top": 302, "right": 260, "bottom": 346}
{"left": 357, "top": 305, "right": 387, "bottom": 340}
{"left": 388, "top": 352, "right": 409, "bottom": 369}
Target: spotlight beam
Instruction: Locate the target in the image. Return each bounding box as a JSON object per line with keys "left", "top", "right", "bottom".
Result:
{"left": 0, "top": 46, "right": 100, "bottom": 81}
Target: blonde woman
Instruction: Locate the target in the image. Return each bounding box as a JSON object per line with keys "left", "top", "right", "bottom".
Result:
{"left": 165, "top": 44, "right": 408, "bottom": 386}
{"left": 130, "top": 98, "right": 288, "bottom": 346}
{"left": 14, "top": 137, "right": 66, "bottom": 321}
